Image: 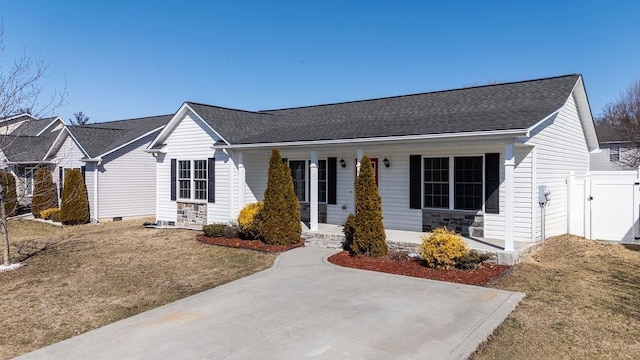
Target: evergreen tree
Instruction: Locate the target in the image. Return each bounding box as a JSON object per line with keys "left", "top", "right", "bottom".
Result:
{"left": 351, "top": 155, "right": 388, "bottom": 257}
{"left": 261, "top": 148, "right": 301, "bottom": 245}
{"left": 0, "top": 172, "right": 17, "bottom": 217}
{"left": 31, "top": 168, "right": 58, "bottom": 218}
{"left": 59, "top": 169, "right": 89, "bottom": 225}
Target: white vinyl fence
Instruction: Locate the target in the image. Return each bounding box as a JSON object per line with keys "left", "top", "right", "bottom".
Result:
{"left": 568, "top": 168, "right": 640, "bottom": 243}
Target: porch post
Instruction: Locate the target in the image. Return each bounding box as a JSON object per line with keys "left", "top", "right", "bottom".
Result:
{"left": 504, "top": 143, "right": 515, "bottom": 251}
{"left": 310, "top": 151, "right": 318, "bottom": 231}
{"left": 356, "top": 149, "right": 363, "bottom": 176}
{"left": 584, "top": 171, "right": 592, "bottom": 240}
{"left": 238, "top": 152, "right": 246, "bottom": 210}
{"left": 93, "top": 162, "right": 99, "bottom": 223}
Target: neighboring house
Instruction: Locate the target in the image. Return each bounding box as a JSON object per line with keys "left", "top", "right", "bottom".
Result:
{"left": 148, "top": 74, "right": 597, "bottom": 251}
{"left": 0, "top": 115, "right": 66, "bottom": 205}
{"left": 590, "top": 124, "right": 638, "bottom": 170}
{"left": 49, "top": 115, "right": 172, "bottom": 222}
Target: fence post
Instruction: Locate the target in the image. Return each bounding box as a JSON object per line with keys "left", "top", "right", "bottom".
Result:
{"left": 567, "top": 171, "right": 575, "bottom": 235}
{"left": 584, "top": 171, "right": 592, "bottom": 240}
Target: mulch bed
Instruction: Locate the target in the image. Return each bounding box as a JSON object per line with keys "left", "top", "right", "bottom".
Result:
{"left": 196, "top": 235, "right": 305, "bottom": 253}
{"left": 328, "top": 251, "right": 511, "bottom": 286}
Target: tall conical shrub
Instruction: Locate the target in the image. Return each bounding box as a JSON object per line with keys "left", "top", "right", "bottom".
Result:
{"left": 59, "top": 168, "right": 89, "bottom": 225}
{"left": 351, "top": 155, "right": 388, "bottom": 257}
{"left": 31, "top": 168, "right": 58, "bottom": 218}
{"left": 0, "top": 171, "right": 17, "bottom": 217}
{"left": 261, "top": 148, "right": 301, "bottom": 245}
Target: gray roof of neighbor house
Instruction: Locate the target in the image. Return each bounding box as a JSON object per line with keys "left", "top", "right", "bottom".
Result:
{"left": 595, "top": 124, "right": 628, "bottom": 144}
{"left": 1, "top": 132, "right": 59, "bottom": 162}
{"left": 187, "top": 74, "right": 581, "bottom": 145}
{"left": 68, "top": 114, "right": 172, "bottom": 158}
{"left": 11, "top": 117, "right": 61, "bottom": 136}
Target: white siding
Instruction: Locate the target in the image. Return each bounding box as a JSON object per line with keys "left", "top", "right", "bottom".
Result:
{"left": 51, "top": 133, "right": 87, "bottom": 207}
{"left": 156, "top": 112, "right": 230, "bottom": 224}
{"left": 526, "top": 94, "right": 591, "bottom": 239}
{"left": 95, "top": 132, "right": 158, "bottom": 219}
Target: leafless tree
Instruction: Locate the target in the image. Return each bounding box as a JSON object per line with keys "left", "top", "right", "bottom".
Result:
{"left": 1, "top": 27, "right": 67, "bottom": 266}
{"left": 598, "top": 78, "right": 640, "bottom": 168}
{"left": 69, "top": 111, "right": 90, "bottom": 125}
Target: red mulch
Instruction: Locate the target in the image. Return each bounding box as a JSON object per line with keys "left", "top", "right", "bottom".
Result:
{"left": 328, "top": 251, "right": 511, "bottom": 286}
{"left": 196, "top": 235, "right": 304, "bottom": 253}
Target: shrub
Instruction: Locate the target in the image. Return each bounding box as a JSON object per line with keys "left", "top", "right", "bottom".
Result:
{"left": 342, "top": 213, "right": 356, "bottom": 250}
{"left": 32, "top": 168, "right": 58, "bottom": 218}
{"left": 419, "top": 227, "right": 468, "bottom": 269}
{"left": 203, "top": 223, "right": 234, "bottom": 238}
{"left": 238, "top": 201, "right": 264, "bottom": 239}
{"left": 455, "top": 249, "right": 492, "bottom": 270}
{"left": 261, "top": 149, "right": 301, "bottom": 245}
{"left": 351, "top": 155, "right": 388, "bottom": 257}
{"left": 0, "top": 171, "right": 17, "bottom": 217}
{"left": 59, "top": 168, "right": 90, "bottom": 225}
{"left": 50, "top": 211, "right": 61, "bottom": 223}
{"left": 40, "top": 207, "right": 60, "bottom": 220}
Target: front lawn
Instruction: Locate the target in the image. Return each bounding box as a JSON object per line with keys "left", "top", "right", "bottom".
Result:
{"left": 0, "top": 219, "right": 276, "bottom": 359}
{"left": 471, "top": 235, "right": 640, "bottom": 359}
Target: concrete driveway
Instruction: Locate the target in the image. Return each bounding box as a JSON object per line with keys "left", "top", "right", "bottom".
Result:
{"left": 16, "top": 247, "right": 524, "bottom": 360}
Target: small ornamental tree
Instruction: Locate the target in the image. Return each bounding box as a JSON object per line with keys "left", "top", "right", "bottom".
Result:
{"left": 0, "top": 171, "right": 17, "bottom": 217}
{"left": 261, "top": 148, "right": 301, "bottom": 245}
{"left": 351, "top": 155, "right": 388, "bottom": 257}
{"left": 31, "top": 168, "right": 58, "bottom": 218}
{"left": 59, "top": 169, "right": 89, "bottom": 225}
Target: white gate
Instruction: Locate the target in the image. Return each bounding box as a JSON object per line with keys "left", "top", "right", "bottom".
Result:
{"left": 568, "top": 170, "right": 640, "bottom": 242}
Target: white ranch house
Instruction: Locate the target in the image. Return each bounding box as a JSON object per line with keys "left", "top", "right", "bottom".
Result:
{"left": 148, "top": 74, "right": 598, "bottom": 252}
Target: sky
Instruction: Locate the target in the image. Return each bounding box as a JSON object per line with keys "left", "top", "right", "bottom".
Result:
{"left": 0, "top": 0, "right": 638, "bottom": 123}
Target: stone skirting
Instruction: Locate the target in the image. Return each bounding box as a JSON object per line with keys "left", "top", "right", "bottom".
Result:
{"left": 299, "top": 202, "right": 327, "bottom": 223}
{"left": 177, "top": 202, "right": 207, "bottom": 230}
{"left": 303, "top": 230, "right": 345, "bottom": 249}
{"left": 422, "top": 209, "right": 484, "bottom": 237}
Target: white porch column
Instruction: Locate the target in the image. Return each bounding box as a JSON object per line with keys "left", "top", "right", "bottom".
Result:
{"left": 93, "top": 162, "right": 99, "bottom": 223}
{"left": 504, "top": 143, "right": 515, "bottom": 251}
{"left": 238, "top": 152, "right": 246, "bottom": 210}
{"left": 356, "top": 149, "right": 363, "bottom": 176}
{"left": 310, "top": 151, "right": 318, "bottom": 231}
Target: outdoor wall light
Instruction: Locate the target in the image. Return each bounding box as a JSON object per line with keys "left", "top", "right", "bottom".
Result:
{"left": 339, "top": 158, "right": 346, "bottom": 168}
{"left": 383, "top": 157, "right": 390, "bottom": 168}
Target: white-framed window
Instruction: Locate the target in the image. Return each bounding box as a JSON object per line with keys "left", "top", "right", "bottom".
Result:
{"left": 287, "top": 159, "right": 327, "bottom": 203}
{"left": 609, "top": 146, "right": 620, "bottom": 162}
{"left": 318, "top": 159, "right": 327, "bottom": 203}
{"left": 177, "top": 160, "right": 208, "bottom": 201}
{"left": 423, "top": 155, "right": 484, "bottom": 211}
{"left": 24, "top": 167, "right": 36, "bottom": 196}
{"left": 178, "top": 160, "right": 191, "bottom": 199}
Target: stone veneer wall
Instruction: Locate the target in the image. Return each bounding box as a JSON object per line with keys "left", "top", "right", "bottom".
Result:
{"left": 422, "top": 209, "right": 484, "bottom": 237}
{"left": 177, "top": 202, "right": 207, "bottom": 230}
{"left": 299, "top": 202, "right": 327, "bottom": 223}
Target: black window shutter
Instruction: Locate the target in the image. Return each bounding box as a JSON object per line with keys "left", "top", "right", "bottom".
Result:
{"left": 282, "top": 158, "right": 288, "bottom": 163}
{"left": 484, "top": 153, "right": 500, "bottom": 214}
{"left": 81, "top": 166, "right": 86, "bottom": 184}
{"left": 327, "top": 157, "right": 337, "bottom": 205}
{"left": 208, "top": 158, "right": 215, "bottom": 203}
{"left": 409, "top": 155, "right": 421, "bottom": 209}
{"left": 170, "top": 159, "right": 177, "bottom": 201}
{"left": 58, "top": 167, "right": 64, "bottom": 198}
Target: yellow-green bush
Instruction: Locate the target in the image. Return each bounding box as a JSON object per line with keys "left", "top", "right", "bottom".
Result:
{"left": 32, "top": 168, "right": 58, "bottom": 218}
{"left": 40, "top": 208, "right": 60, "bottom": 220}
{"left": 351, "top": 155, "right": 387, "bottom": 257}
{"left": 238, "top": 201, "right": 264, "bottom": 239}
{"left": 59, "top": 168, "right": 89, "bottom": 225}
{"left": 419, "top": 227, "right": 468, "bottom": 269}
{"left": 342, "top": 213, "right": 356, "bottom": 250}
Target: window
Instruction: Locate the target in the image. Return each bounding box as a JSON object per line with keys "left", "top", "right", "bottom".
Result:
{"left": 423, "top": 157, "right": 449, "bottom": 208}
{"left": 194, "top": 160, "right": 207, "bottom": 200}
{"left": 289, "top": 160, "right": 306, "bottom": 202}
{"left": 178, "top": 160, "right": 191, "bottom": 199}
{"left": 609, "top": 146, "right": 620, "bottom": 162}
{"left": 318, "top": 160, "right": 327, "bottom": 203}
{"left": 24, "top": 167, "right": 36, "bottom": 196}
{"left": 454, "top": 157, "right": 483, "bottom": 210}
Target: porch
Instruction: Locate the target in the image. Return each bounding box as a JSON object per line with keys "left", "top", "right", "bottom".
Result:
{"left": 302, "top": 223, "right": 536, "bottom": 265}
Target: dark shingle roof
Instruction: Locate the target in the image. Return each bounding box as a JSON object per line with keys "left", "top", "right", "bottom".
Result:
{"left": 68, "top": 114, "right": 171, "bottom": 158}
{"left": 11, "top": 117, "right": 61, "bottom": 136}
{"left": 1, "top": 133, "right": 59, "bottom": 162}
{"left": 595, "top": 124, "right": 628, "bottom": 143}
{"left": 188, "top": 74, "right": 580, "bottom": 145}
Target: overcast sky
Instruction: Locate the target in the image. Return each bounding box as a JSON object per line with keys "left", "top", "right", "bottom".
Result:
{"left": 1, "top": 0, "right": 638, "bottom": 122}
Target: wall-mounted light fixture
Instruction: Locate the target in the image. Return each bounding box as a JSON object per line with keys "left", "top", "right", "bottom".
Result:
{"left": 383, "top": 157, "right": 390, "bottom": 168}
{"left": 339, "top": 158, "right": 346, "bottom": 168}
